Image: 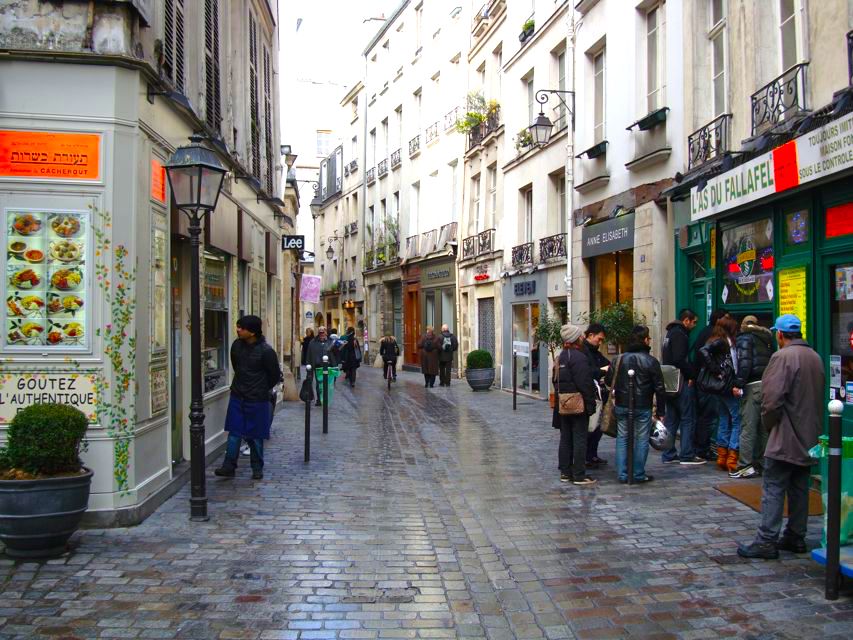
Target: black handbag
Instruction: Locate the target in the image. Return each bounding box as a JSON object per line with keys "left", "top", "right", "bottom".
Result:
{"left": 299, "top": 376, "right": 314, "bottom": 403}
{"left": 696, "top": 357, "right": 733, "bottom": 394}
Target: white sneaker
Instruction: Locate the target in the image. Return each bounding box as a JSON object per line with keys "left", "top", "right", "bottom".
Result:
{"left": 240, "top": 444, "right": 251, "bottom": 456}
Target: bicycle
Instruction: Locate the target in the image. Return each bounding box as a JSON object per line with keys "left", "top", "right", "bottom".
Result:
{"left": 384, "top": 359, "right": 394, "bottom": 391}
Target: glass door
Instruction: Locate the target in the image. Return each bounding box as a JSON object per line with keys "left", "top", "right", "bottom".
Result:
{"left": 512, "top": 303, "right": 541, "bottom": 394}
{"left": 830, "top": 261, "right": 853, "bottom": 432}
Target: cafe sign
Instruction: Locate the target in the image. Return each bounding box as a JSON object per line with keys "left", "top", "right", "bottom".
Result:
{"left": 581, "top": 212, "right": 635, "bottom": 258}
{"left": 0, "top": 130, "right": 101, "bottom": 180}
{"left": 0, "top": 372, "right": 99, "bottom": 424}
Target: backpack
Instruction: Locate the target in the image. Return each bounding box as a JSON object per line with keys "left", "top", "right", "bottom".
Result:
{"left": 442, "top": 336, "right": 453, "bottom": 352}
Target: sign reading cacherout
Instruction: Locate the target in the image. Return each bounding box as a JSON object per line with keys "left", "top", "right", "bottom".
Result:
{"left": 581, "top": 212, "right": 636, "bottom": 258}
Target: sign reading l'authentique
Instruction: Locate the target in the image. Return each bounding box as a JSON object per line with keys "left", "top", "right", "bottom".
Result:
{"left": 0, "top": 372, "right": 98, "bottom": 424}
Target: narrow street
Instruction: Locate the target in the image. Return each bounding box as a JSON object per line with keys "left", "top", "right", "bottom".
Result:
{"left": 0, "top": 368, "right": 849, "bottom": 640}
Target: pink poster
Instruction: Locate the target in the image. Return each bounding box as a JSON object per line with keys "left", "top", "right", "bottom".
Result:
{"left": 300, "top": 274, "right": 321, "bottom": 304}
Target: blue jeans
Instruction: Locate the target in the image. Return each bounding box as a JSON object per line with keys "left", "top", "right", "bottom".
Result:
{"left": 662, "top": 384, "right": 696, "bottom": 461}
{"left": 224, "top": 433, "right": 264, "bottom": 471}
{"left": 615, "top": 407, "right": 652, "bottom": 482}
{"left": 717, "top": 394, "right": 742, "bottom": 451}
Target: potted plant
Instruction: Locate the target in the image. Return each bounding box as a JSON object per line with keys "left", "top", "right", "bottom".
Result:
{"left": 0, "top": 403, "right": 92, "bottom": 558}
{"left": 514, "top": 128, "right": 534, "bottom": 153}
{"left": 519, "top": 18, "right": 535, "bottom": 42}
{"left": 580, "top": 302, "right": 646, "bottom": 352}
{"left": 465, "top": 349, "right": 495, "bottom": 391}
{"left": 534, "top": 310, "right": 564, "bottom": 407}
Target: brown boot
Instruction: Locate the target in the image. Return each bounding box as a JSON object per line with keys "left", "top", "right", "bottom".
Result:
{"left": 727, "top": 449, "right": 739, "bottom": 473}
{"left": 717, "top": 447, "right": 729, "bottom": 470}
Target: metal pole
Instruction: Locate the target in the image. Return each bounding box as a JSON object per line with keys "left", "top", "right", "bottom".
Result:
{"left": 512, "top": 350, "right": 517, "bottom": 411}
{"left": 322, "top": 355, "right": 329, "bottom": 434}
{"left": 627, "top": 369, "right": 636, "bottom": 486}
{"left": 826, "top": 399, "right": 844, "bottom": 600}
{"left": 304, "top": 365, "right": 312, "bottom": 463}
{"left": 187, "top": 210, "right": 209, "bottom": 521}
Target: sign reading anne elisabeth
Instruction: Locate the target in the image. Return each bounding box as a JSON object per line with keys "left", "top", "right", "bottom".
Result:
{"left": 581, "top": 213, "right": 635, "bottom": 258}
{"left": 0, "top": 372, "right": 98, "bottom": 424}
{"left": 0, "top": 130, "right": 100, "bottom": 180}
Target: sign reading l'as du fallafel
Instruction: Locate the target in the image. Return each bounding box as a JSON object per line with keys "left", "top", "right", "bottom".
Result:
{"left": 0, "top": 373, "right": 98, "bottom": 424}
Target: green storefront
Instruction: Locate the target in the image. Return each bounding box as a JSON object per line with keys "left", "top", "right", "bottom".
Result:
{"left": 671, "top": 108, "right": 853, "bottom": 437}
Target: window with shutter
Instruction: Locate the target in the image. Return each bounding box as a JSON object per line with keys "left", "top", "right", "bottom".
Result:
{"left": 163, "top": 0, "right": 185, "bottom": 92}
{"left": 204, "top": 0, "right": 222, "bottom": 131}
{"left": 263, "top": 46, "right": 274, "bottom": 194}
{"left": 248, "top": 12, "right": 261, "bottom": 179}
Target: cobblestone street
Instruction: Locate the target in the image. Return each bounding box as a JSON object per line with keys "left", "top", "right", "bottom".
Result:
{"left": 1, "top": 368, "right": 851, "bottom": 639}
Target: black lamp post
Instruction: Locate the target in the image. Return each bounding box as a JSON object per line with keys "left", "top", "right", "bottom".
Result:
{"left": 529, "top": 89, "right": 576, "bottom": 147}
{"left": 165, "top": 135, "right": 226, "bottom": 522}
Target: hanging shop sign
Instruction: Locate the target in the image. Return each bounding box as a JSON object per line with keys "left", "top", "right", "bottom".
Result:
{"left": 778, "top": 266, "right": 808, "bottom": 338}
{"left": 0, "top": 130, "right": 101, "bottom": 180}
{"left": 300, "top": 274, "right": 321, "bottom": 304}
{"left": 282, "top": 235, "right": 305, "bottom": 251}
{"left": 151, "top": 158, "right": 167, "bottom": 204}
{"left": 691, "top": 110, "right": 853, "bottom": 221}
{"left": 0, "top": 372, "right": 98, "bottom": 424}
{"left": 581, "top": 213, "right": 635, "bottom": 258}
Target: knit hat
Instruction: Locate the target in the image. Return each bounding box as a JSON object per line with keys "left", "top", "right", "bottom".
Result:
{"left": 236, "top": 314, "right": 263, "bottom": 336}
{"left": 560, "top": 323, "right": 583, "bottom": 344}
{"left": 741, "top": 314, "right": 759, "bottom": 329}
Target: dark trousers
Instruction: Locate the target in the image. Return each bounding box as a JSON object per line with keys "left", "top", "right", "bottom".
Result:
{"left": 383, "top": 360, "right": 397, "bottom": 379}
{"left": 755, "top": 457, "right": 811, "bottom": 544}
{"left": 223, "top": 433, "right": 264, "bottom": 471}
{"left": 663, "top": 384, "right": 696, "bottom": 461}
{"left": 558, "top": 414, "right": 589, "bottom": 479}
{"left": 586, "top": 427, "right": 603, "bottom": 462}
{"left": 694, "top": 389, "right": 719, "bottom": 457}
{"left": 438, "top": 361, "right": 452, "bottom": 386}
{"left": 345, "top": 367, "right": 357, "bottom": 386}
{"left": 423, "top": 374, "right": 436, "bottom": 387}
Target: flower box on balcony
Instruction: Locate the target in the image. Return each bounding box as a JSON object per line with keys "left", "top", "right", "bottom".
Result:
{"left": 627, "top": 107, "right": 669, "bottom": 132}
{"left": 576, "top": 140, "right": 608, "bottom": 160}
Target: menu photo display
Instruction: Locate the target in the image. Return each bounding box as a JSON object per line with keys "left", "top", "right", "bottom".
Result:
{"left": 5, "top": 209, "right": 88, "bottom": 349}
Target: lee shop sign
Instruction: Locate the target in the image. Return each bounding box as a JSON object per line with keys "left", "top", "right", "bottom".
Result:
{"left": 691, "top": 110, "right": 853, "bottom": 221}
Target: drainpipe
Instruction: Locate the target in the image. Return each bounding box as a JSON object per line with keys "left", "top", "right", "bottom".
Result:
{"left": 564, "top": 9, "right": 576, "bottom": 317}
{"left": 361, "top": 53, "right": 370, "bottom": 344}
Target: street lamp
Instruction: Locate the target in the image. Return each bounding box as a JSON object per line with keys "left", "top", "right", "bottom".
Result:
{"left": 165, "top": 135, "right": 226, "bottom": 522}
{"left": 529, "top": 89, "right": 576, "bottom": 147}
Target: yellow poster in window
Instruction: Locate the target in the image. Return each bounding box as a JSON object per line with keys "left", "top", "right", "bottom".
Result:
{"left": 778, "top": 266, "right": 807, "bottom": 337}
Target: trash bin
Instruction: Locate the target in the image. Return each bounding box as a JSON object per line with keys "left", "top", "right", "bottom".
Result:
{"left": 314, "top": 367, "right": 341, "bottom": 405}
{"left": 810, "top": 436, "right": 853, "bottom": 547}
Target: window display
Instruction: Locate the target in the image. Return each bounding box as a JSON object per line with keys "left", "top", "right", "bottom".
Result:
{"left": 152, "top": 226, "right": 167, "bottom": 351}
{"left": 4, "top": 209, "right": 88, "bottom": 349}
{"left": 203, "top": 253, "right": 228, "bottom": 393}
{"left": 721, "top": 218, "right": 774, "bottom": 305}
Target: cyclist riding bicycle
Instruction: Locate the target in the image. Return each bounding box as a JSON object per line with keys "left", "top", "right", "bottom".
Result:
{"left": 380, "top": 334, "right": 400, "bottom": 381}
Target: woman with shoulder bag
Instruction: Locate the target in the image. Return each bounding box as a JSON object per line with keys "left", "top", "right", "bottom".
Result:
{"left": 552, "top": 324, "right": 598, "bottom": 486}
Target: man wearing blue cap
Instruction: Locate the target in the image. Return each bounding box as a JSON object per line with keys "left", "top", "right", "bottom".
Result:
{"left": 738, "top": 314, "right": 825, "bottom": 559}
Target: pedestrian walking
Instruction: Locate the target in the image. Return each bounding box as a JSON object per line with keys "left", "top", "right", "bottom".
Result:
{"left": 605, "top": 325, "right": 666, "bottom": 484}
{"left": 580, "top": 323, "right": 610, "bottom": 467}
{"left": 692, "top": 309, "right": 731, "bottom": 460}
{"left": 729, "top": 315, "right": 775, "bottom": 479}
{"left": 437, "top": 324, "right": 459, "bottom": 387}
{"left": 737, "top": 314, "right": 824, "bottom": 559}
{"left": 340, "top": 327, "right": 362, "bottom": 388}
{"left": 214, "top": 315, "right": 282, "bottom": 481}
{"left": 380, "top": 334, "right": 400, "bottom": 380}
{"left": 307, "top": 326, "right": 336, "bottom": 406}
{"left": 418, "top": 327, "right": 440, "bottom": 388}
{"left": 661, "top": 309, "right": 706, "bottom": 465}
{"left": 697, "top": 316, "right": 741, "bottom": 472}
{"left": 552, "top": 324, "right": 598, "bottom": 485}
{"left": 300, "top": 327, "right": 314, "bottom": 379}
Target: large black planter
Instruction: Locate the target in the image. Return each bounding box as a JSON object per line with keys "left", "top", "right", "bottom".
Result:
{"left": 466, "top": 367, "right": 495, "bottom": 391}
{"left": 0, "top": 467, "right": 93, "bottom": 558}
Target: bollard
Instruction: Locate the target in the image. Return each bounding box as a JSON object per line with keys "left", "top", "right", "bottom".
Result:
{"left": 322, "top": 355, "right": 329, "bottom": 435}
{"left": 627, "top": 369, "right": 636, "bottom": 486}
{"left": 826, "top": 399, "right": 844, "bottom": 600}
{"left": 304, "top": 365, "right": 312, "bottom": 463}
{"left": 512, "top": 350, "right": 517, "bottom": 411}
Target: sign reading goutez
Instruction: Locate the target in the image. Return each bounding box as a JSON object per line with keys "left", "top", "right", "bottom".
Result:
{"left": 0, "top": 373, "right": 99, "bottom": 424}
{"left": 581, "top": 212, "right": 636, "bottom": 258}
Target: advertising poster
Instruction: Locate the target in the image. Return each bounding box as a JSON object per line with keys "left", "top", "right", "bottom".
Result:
{"left": 778, "top": 266, "right": 807, "bottom": 337}
{"left": 836, "top": 266, "right": 853, "bottom": 302}
{"left": 830, "top": 355, "right": 842, "bottom": 388}
{"left": 721, "top": 219, "right": 774, "bottom": 305}
{"left": 300, "top": 274, "right": 321, "bottom": 304}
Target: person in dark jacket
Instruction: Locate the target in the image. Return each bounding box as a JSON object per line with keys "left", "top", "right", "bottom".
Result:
{"left": 380, "top": 334, "right": 401, "bottom": 380}
{"left": 307, "top": 326, "right": 336, "bottom": 406}
{"left": 418, "top": 327, "right": 440, "bottom": 387}
{"left": 580, "top": 323, "right": 610, "bottom": 466}
{"left": 605, "top": 325, "right": 666, "bottom": 484}
{"left": 437, "top": 324, "right": 459, "bottom": 387}
{"left": 692, "top": 309, "right": 732, "bottom": 460}
{"left": 300, "top": 327, "right": 314, "bottom": 377}
{"left": 340, "top": 327, "right": 361, "bottom": 388}
{"left": 214, "top": 315, "right": 282, "bottom": 480}
{"left": 661, "top": 309, "right": 705, "bottom": 465}
{"left": 729, "top": 315, "right": 775, "bottom": 478}
{"left": 553, "top": 324, "right": 598, "bottom": 485}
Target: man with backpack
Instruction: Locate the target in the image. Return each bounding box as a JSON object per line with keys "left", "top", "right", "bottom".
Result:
{"left": 438, "top": 324, "right": 459, "bottom": 387}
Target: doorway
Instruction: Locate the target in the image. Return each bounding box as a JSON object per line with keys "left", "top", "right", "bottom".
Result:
{"left": 512, "top": 302, "right": 541, "bottom": 395}
{"left": 826, "top": 258, "right": 853, "bottom": 434}
{"left": 404, "top": 285, "right": 420, "bottom": 366}
{"left": 391, "top": 284, "right": 403, "bottom": 343}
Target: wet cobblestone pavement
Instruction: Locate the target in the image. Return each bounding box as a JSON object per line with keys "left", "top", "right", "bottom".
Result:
{"left": 2, "top": 367, "right": 852, "bottom": 639}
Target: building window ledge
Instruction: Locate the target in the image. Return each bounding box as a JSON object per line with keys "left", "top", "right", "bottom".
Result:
{"left": 627, "top": 107, "right": 670, "bottom": 132}
{"left": 574, "top": 174, "right": 610, "bottom": 193}
{"left": 576, "top": 140, "right": 608, "bottom": 160}
{"left": 625, "top": 147, "right": 671, "bottom": 172}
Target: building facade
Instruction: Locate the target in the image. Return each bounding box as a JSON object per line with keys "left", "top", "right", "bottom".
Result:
{"left": 0, "top": 0, "right": 292, "bottom": 524}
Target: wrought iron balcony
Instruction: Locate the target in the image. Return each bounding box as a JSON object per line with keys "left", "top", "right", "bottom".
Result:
{"left": 386, "top": 240, "right": 399, "bottom": 263}
{"left": 539, "top": 233, "right": 567, "bottom": 262}
{"left": 477, "top": 228, "right": 495, "bottom": 255}
{"left": 405, "top": 234, "right": 420, "bottom": 259}
{"left": 348, "top": 279, "right": 357, "bottom": 293}
{"left": 366, "top": 167, "right": 376, "bottom": 184}
{"left": 444, "top": 107, "right": 461, "bottom": 131}
{"left": 426, "top": 122, "right": 439, "bottom": 144}
{"left": 511, "top": 242, "right": 534, "bottom": 268}
{"left": 391, "top": 148, "right": 402, "bottom": 168}
{"left": 468, "top": 124, "right": 485, "bottom": 150}
{"left": 348, "top": 159, "right": 358, "bottom": 174}
{"left": 344, "top": 164, "right": 350, "bottom": 177}
{"left": 378, "top": 158, "right": 389, "bottom": 178}
{"left": 485, "top": 106, "right": 501, "bottom": 135}
{"left": 688, "top": 113, "right": 732, "bottom": 171}
{"left": 462, "top": 235, "right": 476, "bottom": 260}
{"left": 751, "top": 62, "right": 809, "bottom": 136}
{"left": 349, "top": 221, "right": 358, "bottom": 235}
{"left": 409, "top": 135, "right": 421, "bottom": 157}
{"left": 364, "top": 248, "right": 375, "bottom": 269}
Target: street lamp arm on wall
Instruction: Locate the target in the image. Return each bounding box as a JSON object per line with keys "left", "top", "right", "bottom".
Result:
{"left": 529, "top": 89, "right": 576, "bottom": 146}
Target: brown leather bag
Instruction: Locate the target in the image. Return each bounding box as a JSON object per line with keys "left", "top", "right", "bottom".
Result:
{"left": 556, "top": 350, "right": 585, "bottom": 416}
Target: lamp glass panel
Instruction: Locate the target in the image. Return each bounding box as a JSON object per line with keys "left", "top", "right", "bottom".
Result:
{"left": 199, "top": 166, "right": 225, "bottom": 209}
{"left": 167, "top": 166, "right": 199, "bottom": 208}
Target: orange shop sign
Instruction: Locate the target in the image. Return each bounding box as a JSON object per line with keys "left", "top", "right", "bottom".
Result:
{"left": 0, "top": 130, "right": 100, "bottom": 180}
{"left": 151, "top": 158, "right": 167, "bottom": 203}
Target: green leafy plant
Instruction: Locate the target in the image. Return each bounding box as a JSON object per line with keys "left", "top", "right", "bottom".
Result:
{"left": 515, "top": 128, "right": 533, "bottom": 152}
{"left": 466, "top": 349, "right": 494, "bottom": 369}
{"left": 0, "top": 404, "right": 89, "bottom": 478}
{"left": 522, "top": 18, "right": 535, "bottom": 32}
{"left": 580, "top": 302, "right": 647, "bottom": 350}
{"left": 534, "top": 309, "right": 564, "bottom": 362}
{"left": 455, "top": 92, "right": 488, "bottom": 134}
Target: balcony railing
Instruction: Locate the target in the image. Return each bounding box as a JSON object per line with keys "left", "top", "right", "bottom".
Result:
{"left": 444, "top": 107, "right": 461, "bottom": 131}
{"left": 378, "top": 158, "right": 389, "bottom": 178}
{"left": 539, "top": 233, "right": 567, "bottom": 262}
{"left": 688, "top": 113, "right": 732, "bottom": 171}
{"left": 366, "top": 167, "right": 376, "bottom": 184}
{"left": 349, "top": 221, "right": 358, "bottom": 235}
{"left": 420, "top": 229, "right": 438, "bottom": 255}
{"left": 751, "top": 62, "right": 809, "bottom": 136}
{"left": 485, "top": 106, "right": 501, "bottom": 135}
{"left": 409, "top": 135, "right": 421, "bottom": 157}
{"left": 391, "top": 148, "right": 402, "bottom": 168}
{"left": 405, "top": 234, "right": 420, "bottom": 259}
{"left": 347, "top": 279, "right": 357, "bottom": 293}
{"left": 426, "top": 122, "right": 439, "bottom": 144}
{"left": 344, "top": 164, "right": 350, "bottom": 177}
{"left": 468, "top": 124, "right": 485, "bottom": 150}
{"left": 438, "top": 222, "right": 457, "bottom": 250}
{"left": 462, "top": 236, "right": 476, "bottom": 260}
{"left": 511, "top": 242, "right": 534, "bottom": 268}
{"left": 348, "top": 159, "right": 358, "bottom": 174}
{"left": 477, "top": 228, "right": 495, "bottom": 255}
{"left": 467, "top": 107, "right": 501, "bottom": 150}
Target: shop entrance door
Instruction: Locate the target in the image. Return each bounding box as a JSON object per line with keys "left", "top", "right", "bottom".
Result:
{"left": 391, "top": 284, "right": 403, "bottom": 343}
{"left": 511, "top": 303, "right": 541, "bottom": 395}
{"left": 404, "top": 286, "right": 420, "bottom": 366}
{"left": 824, "top": 257, "right": 853, "bottom": 435}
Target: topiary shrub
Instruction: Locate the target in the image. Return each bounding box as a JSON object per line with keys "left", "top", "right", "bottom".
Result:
{"left": 0, "top": 404, "right": 89, "bottom": 478}
{"left": 466, "top": 349, "right": 494, "bottom": 369}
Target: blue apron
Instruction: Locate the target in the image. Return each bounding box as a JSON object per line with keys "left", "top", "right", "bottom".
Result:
{"left": 224, "top": 395, "right": 273, "bottom": 440}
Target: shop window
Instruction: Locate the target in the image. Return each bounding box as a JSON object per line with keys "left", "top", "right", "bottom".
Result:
{"left": 720, "top": 218, "right": 774, "bottom": 305}
{"left": 690, "top": 252, "right": 706, "bottom": 280}
{"left": 592, "top": 250, "right": 633, "bottom": 309}
{"left": 832, "top": 264, "right": 853, "bottom": 401}
{"left": 784, "top": 210, "right": 809, "bottom": 249}
{"left": 152, "top": 225, "right": 168, "bottom": 351}
{"left": 552, "top": 300, "right": 568, "bottom": 324}
{"left": 203, "top": 252, "right": 229, "bottom": 393}
{"left": 512, "top": 303, "right": 540, "bottom": 394}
